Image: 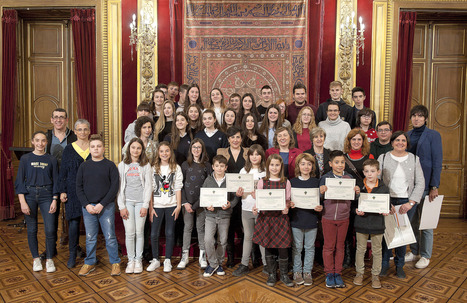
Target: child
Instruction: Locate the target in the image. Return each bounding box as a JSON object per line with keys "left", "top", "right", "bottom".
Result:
{"left": 207, "top": 88, "right": 226, "bottom": 124}
{"left": 202, "top": 155, "right": 239, "bottom": 277}
{"left": 232, "top": 144, "right": 267, "bottom": 277}
{"left": 76, "top": 135, "right": 120, "bottom": 276}
{"left": 194, "top": 109, "right": 229, "bottom": 162}
{"left": 124, "top": 102, "right": 151, "bottom": 144}
{"left": 353, "top": 159, "right": 389, "bottom": 289}
{"left": 147, "top": 142, "right": 183, "bottom": 273}
{"left": 290, "top": 153, "right": 323, "bottom": 286}
{"left": 253, "top": 154, "right": 294, "bottom": 287}
{"left": 319, "top": 150, "right": 360, "bottom": 288}
{"left": 117, "top": 138, "right": 153, "bottom": 274}
{"left": 177, "top": 139, "right": 212, "bottom": 270}
{"left": 15, "top": 131, "right": 59, "bottom": 272}
{"left": 316, "top": 81, "right": 353, "bottom": 124}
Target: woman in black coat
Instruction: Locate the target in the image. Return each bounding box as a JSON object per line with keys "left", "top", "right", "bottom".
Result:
{"left": 304, "top": 127, "right": 331, "bottom": 178}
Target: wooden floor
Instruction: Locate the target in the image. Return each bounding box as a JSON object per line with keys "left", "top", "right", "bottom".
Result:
{"left": 0, "top": 217, "right": 466, "bottom": 303}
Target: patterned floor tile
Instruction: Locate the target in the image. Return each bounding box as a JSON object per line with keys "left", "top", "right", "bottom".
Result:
{"left": 299, "top": 286, "right": 347, "bottom": 303}
{"left": 0, "top": 281, "right": 45, "bottom": 302}
{"left": 49, "top": 282, "right": 96, "bottom": 302}
{"left": 97, "top": 284, "right": 144, "bottom": 302}
{"left": 8, "top": 292, "right": 55, "bottom": 303}
{"left": 86, "top": 272, "right": 128, "bottom": 292}
{"left": 398, "top": 288, "right": 448, "bottom": 303}
{"left": 424, "top": 267, "right": 466, "bottom": 287}
{"left": 451, "top": 288, "right": 467, "bottom": 302}
{"left": 412, "top": 277, "right": 458, "bottom": 298}
{"left": 348, "top": 287, "right": 397, "bottom": 303}
{"left": 147, "top": 283, "right": 195, "bottom": 302}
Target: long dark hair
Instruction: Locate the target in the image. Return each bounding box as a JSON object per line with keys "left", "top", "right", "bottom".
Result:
{"left": 220, "top": 108, "right": 237, "bottom": 133}
{"left": 237, "top": 93, "right": 260, "bottom": 125}
{"left": 202, "top": 109, "right": 220, "bottom": 130}
{"left": 265, "top": 153, "right": 286, "bottom": 183}
{"left": 244, "top": 144, "right": 265, "bottom": 173}
{"left": 241, "top": 112, "right": 260, "bottom": 140}
{"left": 124, "top": 137, "right": 149, "bottom": 166}
{"left": 184, "top": 83, "right": 204, "bottom": 110}
{"left": 170, "top": 112, "right": 192, "bottom": 150}
{"left": 259, "top": 104, "right": 283, "bottom": 143}
{"left": 186, "top": 103, "right": 203, "bottom": 134}
{"left": 186, "top": 138, "right": 209, "bottom": 167}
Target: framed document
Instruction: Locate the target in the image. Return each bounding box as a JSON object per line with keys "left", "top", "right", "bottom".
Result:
{"left": 324, "top": 178, "right": 356, "bottom": 200}
{"left": 226, "top": 173, "right": 254, "bottom": 192}
{"left": 384, "top": 206, "right": 416, "bottom": 249}
{"left": 200, "top": 188, "right": 228, "bottom": 208}
{"left": 256, "top": 189, "right": 286, "bottom": 211}
{"left": 358, "top": 193, "right": 390, "bottom": 214}
{"left": 291, "top": 188, "right": 320, "bottom": 209}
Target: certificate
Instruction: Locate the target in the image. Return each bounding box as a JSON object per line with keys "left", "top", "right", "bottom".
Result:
{"left": 256, "top": 189, "right": 286, "bottom": 211}
{"left": 324, "top": 178, "right": 356, "bottom": 200}
{"left": 200, "top": 188, "right": 228, "bottom": 208}
{"left": 291, "top": 188, "right": 320, "bottom": 209}
{"left": 226, "top": 173, "right": 254, "bottom": 192}
{"left": 419, "top": 195, "right": 444, "bottom": 230}
{"left": 384, "top": 206, "right": 416, "bottom": 249}
{"left": 358, "top": 193, "right": 390, "bottom": 214}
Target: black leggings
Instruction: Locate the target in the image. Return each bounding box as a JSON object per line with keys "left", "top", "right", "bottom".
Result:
{"left": 265, "top": 247, "right": 288, "bottom": 259}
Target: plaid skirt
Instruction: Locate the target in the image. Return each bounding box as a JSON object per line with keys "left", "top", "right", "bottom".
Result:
{"left": 253, "top": 210, "right": 292, "bottom": 248}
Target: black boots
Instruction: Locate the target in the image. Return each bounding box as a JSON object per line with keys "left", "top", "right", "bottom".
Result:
{"left": 226, "top": 244, "right": 235, "bottom": 268}
{"left": 343, "top": 240, "right": 354, "bottom": 269}
{"left": 278, "top": 258, "right": 294, "bottom": 287}
{"left": 265, "top": 255, "right": 277, "bottom": 286}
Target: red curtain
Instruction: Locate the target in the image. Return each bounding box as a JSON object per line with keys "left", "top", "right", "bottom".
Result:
{"left": 1, "top": 9, "right": 18, "bottom": 220}
{"left": 71, "top": 9, "right": 97, "bottom": 134}
{"left": 393, "top": 11, "right": 416, "bottom": 131}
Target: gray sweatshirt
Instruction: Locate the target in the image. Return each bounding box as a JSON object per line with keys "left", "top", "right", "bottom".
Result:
{"left": 202, "top": 174, "right": 239, "bottom": 219}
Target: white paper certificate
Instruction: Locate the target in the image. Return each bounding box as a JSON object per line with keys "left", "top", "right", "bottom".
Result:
{"left": 324, "top": 178, "right": 356, "bottom": 200}
{"left": 199, "top": 188, "right": 228, "bottom": 208}
{"left": 358, "top": 193, "right": 390, "bottom": 214}
{"left": 226, "top": 173, "right": 254, "bottom": 192}
{"left": 419, "top": 195, "right": 444, "bottom": 230}
{"left": 384, "top": 206, "right": 416, "bottom": 249}
{"left": 256, "top": 189, "right": 286, "bottom": 211}
{"left": 291, "top": 188, "right": 320, "bottom": 209}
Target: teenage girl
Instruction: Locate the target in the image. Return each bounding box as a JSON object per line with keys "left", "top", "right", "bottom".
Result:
{"left": 147, "top": 142, "right": 183, "bottom": 273}
{"left": 151, "top": 89, "right": 166, "bottom": 122}
{"left": 241, "top": 113, "right": 268, "bottom": 151}
{"left": 186, "top": 103, "right": 203, "bottom": 137}
{"left": 15, "top": 131, "right": 59, "bottom": 273}
{"left": 194, "top": 109, "right": 229, "bottom": 162}
{"left": 118, "top": 138, "right": 153, "bottom": 274}
{"left": 220, "top": 108, "right": 237, "bottom": 133}
{"left": 252, "top": 154, "right": 293, "bottom": 287}
{"left": 237, "top": 93, "right": 261, "bottom": 125}
{"left": 292, "top": 106, "right": 317, "bottom": 151}
{"left": 165, "top": 112, "right": 192, "bottom": 165}
{"left": 183, "top": 83, "right": 204, "bottom": 111}
{"left": 207, "top": 88, "right": 226, "bottom": 123}
{"left": 259, "top": 104, "right": 284, "bottom": 149}
{"left": 155, "top": 100, "right": 175, "bottom": 142}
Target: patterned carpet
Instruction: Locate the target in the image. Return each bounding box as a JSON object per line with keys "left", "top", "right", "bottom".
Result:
{"left": 0, "top": 217, "right": 466, "bottom": 303}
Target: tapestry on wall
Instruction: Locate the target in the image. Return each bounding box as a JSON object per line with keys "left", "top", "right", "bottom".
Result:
{"left": 183, "top": 1, "right": 308, "bottom": 105}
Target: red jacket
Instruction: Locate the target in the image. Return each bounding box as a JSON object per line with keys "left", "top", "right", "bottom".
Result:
{"left": 265, "top": 147, "right": 303, "bottom": 178}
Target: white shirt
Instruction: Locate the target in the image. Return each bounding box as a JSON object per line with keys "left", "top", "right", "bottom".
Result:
{"left": 389, "top": 153, "right": 409, "bottom": 198}
{"left": 240, "top": 167, "right": 266, "bottom": 212}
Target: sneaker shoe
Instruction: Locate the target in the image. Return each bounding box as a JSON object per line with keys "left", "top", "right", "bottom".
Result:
{"left": 111, "top": 263, "right": 121, "bottom": 276}
{"left": 146, "top": 259, "right": 160, "bottom": 272}
{"left": 334, "top": 273, "right": 346, "bottom": 288}
{"left": 396, "top": 267, "right": 406, "bottom": 279}
{"left": 199, "top": 250, "right": 208, "bottom": 269}
{"left": 303, "top": 272, "right": 313, "bottom": 286}
{"left": 177, "top": 250, "right": 189, "bottom": 269}
{"left": 79, "top": 264, "right": 95, "bottom": 276}
{"left": 325, "top": 273, "right": 336, "bottom": 288}
{"left": 163, "top": 259, "right": 172, "bottom": 272}
{"left": 379, "top": 266, "right": 389, "bottom": 277}
{"left": 125, "top": 260, "right": 135, "bottom": 274}
{"left": 405, "top": 251, "right": 415, "bottom": 262}
{"left": 353, "top": 273, "right": 363, "bottom": 285}
{"left": 415, "top": 257, "right": 430, "bottom": 269}
{"left": 372, "top": 275, "right": 381, "bottom": 289}
{"left": 46, "top": 259, "right": 56, "bottom": 273}
{"left": 203, "top": 265, "right": 218, "bottom": 277}
{"left": 232, "top": 264, "right": 249, "bottom": 277}
{"left": 133, "top": 260, "right": 143, "bottom": 274}
{"left": 293, "top": 272, "right": 304, "bottom": 285}
{"left": 33, "top": 258, "right": 43, "bottom": 272}
{"left": 216, "top": 265, "right": 225, "bottom": 276}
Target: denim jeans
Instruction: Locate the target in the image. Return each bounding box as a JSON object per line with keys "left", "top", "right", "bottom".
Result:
{"left": 151, "top": 206, "right": 176, "bottom": 259}
{"left": 292, "top": 227, "right": 318, "bottom": 273}
{"left": 82, "top": 203, "right": 120, "bottom": 265}
{"left": 204, "top": 216, "right": 230, "bottom": 268}
{"left": 382, "top": 198, "right": 417, "bottom": 269}
{"left": 182, "top": 207, "right": 206, "bottom": 251}
{"left": 410, "top": 190, "right": 433, "bottom": 259}
{"left": 24, "top": 185, "right": 56, "bottom": 259}
{"left": 68, "top": 217, "right": 81, "bottom": 257}
{"left": 123, "top": 201, "right": 147, "bottom": 261}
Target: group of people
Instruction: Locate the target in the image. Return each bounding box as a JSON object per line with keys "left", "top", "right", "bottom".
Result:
{"left": 15, "top": 80, "right": 442, "bottom": 290}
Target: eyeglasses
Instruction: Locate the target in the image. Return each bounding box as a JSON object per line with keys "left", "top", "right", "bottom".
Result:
{"left": 377, "top": 128, "right": 391, "bottom": 133}
{"left": 52, "top": 116, "right": 66, "bottom": 120}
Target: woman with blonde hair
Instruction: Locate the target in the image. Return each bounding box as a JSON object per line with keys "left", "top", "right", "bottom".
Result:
{"left": 154, "top": 100, "right": 176, "bottom": 142}
{"left": 292, "top": 106, "right": 317, "bottom": 151}
{"left": 276, "top": 99, "right": 292, "bottom": 129}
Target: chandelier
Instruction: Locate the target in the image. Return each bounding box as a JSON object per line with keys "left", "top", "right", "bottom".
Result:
{"left": 339, "top": 11, "right": 365, "bottom": 66}
{"left": 129, "top": 2, "right": 157, "bottom": 61}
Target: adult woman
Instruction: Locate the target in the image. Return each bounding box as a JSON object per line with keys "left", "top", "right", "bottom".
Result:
{"left": 59, "top": 119, "right": 91, "bottom": 268}
{"left": 276, "top": 99, "right": 292, "bottom": 129}
{"left": 343, "top": 129, "right": 375, "bottom": 188}
{"left": 378, "top": 131, "right": 425, "bottom": 279}
{"left": 265, "top": 127, "right": 302, "bottom": 179}
{"left": 122, "top": 116, "right": 158, "bottom": 164}
{"left": 186, "top": 103, "right": 203, "bottom": 137}
{"left": 155, "top": 100, "right": 175, "bottom": 142}
{"left": 241, "top": 113, "right": 268, "bottom": 151}
{"left": 304, "top": 127, "right": 331, "bottom": 178}
{"left": 259, "top": 104, "right": 284, "bottom": 149}
{"left": 164, "top": 112, "right": 192, "bottom": 165}
{"left": 194, "top": 109, "right": 229, "bottom": 161}
{"left": 151, "top": 89, "right": 166, "bottom": 122}
{"left": 356, "top": 108, "right": 378, "bottom": 143}
{"left": 237, "top": 93, "right": 260, "bottom": 125}
{"left": 183, "top": 83, "right": 204, "bottom": 111}
{"left": 220, "top": 108, "right": 237, "bottom": 133}
{"left": 206, "top": 88, "right": 226, "bottom": 123}
{"left": 292, "top": 106, "right": 317, "bottom": 151}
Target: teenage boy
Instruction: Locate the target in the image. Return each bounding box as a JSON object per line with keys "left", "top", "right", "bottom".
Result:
{"left": 176, "top": 84, "right": 189, "bottom": 113}
{"left": 316, "top": 81, "right": 353, "bottom": 124}
{"left": 318, "top": 101, "right": 351, "bottom": 151}
{"left": 124, "top": 102, "right": 152, "bottom": 144}
{"left": 202, "top": 155, "right": 239, "bottom": 277}
{"left": 370, "top": 121, "right": 393, "bottom": 159}
{"left": 228, "top": 93, "right": 241, "bottom": 113}
{"left": 257, "top": 85, "right": 273, "bottom": 119}
{"left": 319, "top": 150, "right": 360, "bottom": 288}
{"left": 351, "top": 87, "right": 376, "bottom": 129}
{"left": 287, "top": 83, "right": 317, "bottom": 125}
{"left": 167, "top": 81, "right": 179, "bottom": 103}
{"left": 155, "top": 83, "right": 168, "bottom": 98}
{"left": 353, "top": 159, "right": 389, "bottom": 289}
{"left": 76, "top": 135, "right": 120, "bottom": 276}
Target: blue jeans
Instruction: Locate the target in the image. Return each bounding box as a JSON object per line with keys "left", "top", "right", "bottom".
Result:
{"left": 410, "top": 190, "right": 433, "bottom": 258}
{"left": 382, "top": 198, "right": 417, "bottom": 268}
{"left": 68, "top": 217, "right": 81, "bottom": 258}
{"left": 123, "top": 201, "right": 147, "bottom": 261}
{"left": 82, "top": 203, "right": 120, "bottom": 265}
{"left": 151, "top": 206, "right": 176, "bottom": 259}
{"left": 292, "top": 227, "right": 317, "bottom": 273}
{"left": 24, "top": 186, "right": 56, "bottom": 259}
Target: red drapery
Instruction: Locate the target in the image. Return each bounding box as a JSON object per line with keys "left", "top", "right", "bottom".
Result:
{"left": 393, "top": 11, "right": 416, "bottom": 131}
{"left": 1, "top": 9, "right": 18, "bottom": 220}
{"left": 71, "top": 9, "right": 97, "bottom": 134}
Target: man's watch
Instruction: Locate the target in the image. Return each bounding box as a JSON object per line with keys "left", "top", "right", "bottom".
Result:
{"left": 409, "top": 202, "right": 415, "bottom": 206}
{"left": 431, "top": 186, "right": 438, "bottom": 191}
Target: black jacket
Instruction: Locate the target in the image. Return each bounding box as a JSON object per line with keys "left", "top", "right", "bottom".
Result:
{"left": 316, "top": 98, "right": 354, "bottom": 125}
{"left": 354, "top": 181, "right": 389, "bottom": 235}
{"left": 304, "top": 147, "right": 331, "bottom": 178}
{"left": 46, "top": 128, "right": 77, "bottom": 165}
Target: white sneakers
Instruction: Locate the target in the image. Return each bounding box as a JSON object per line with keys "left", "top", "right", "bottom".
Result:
{"left": 415, "top": 257, "right": 430, "bottom": 269}
{"left": 163, "top": 259, "right": 172, "bottom": 272}
{"left": 405, "top": 251, "right": 415, "bottom": 262}
{"left": 146, "top": 259, "right": 161, "bottom": 271}
{"left": 33, "top": 258, "right": 43, "bottom": 272}
{"left": 199, "top": 250, "right": 208, "bottom": 269}
{"left": 46, "top": 259, "right": 56, "bottom": 273}
{"left": 134, "top": 260, "right": 143, "bottom": 273}
{"left": 126, "top": 260, "right": 135, "bottom": 274}
{"left": 177, "top": 250, "right": 189, "bottom": 269}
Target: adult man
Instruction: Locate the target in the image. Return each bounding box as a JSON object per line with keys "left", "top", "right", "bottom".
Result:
{"left": 317, "top": 101, "right": 351, "bottom": 151}
{"left": 228, "top": 93, "right": 241, "bottom": 113}
{"left": 257, "top": 85, "right": 273, "bottom": 119}
{"left": 316, "top": 81, "right": 353, "bottom": 125}
{"left": 370, "top": 121, "right": 393, "bottom": 159}
{"left": 351, "top": 87, "right": 376, "bottom": 129}
{"left": 406, "top": 105, "right": 442, "bottom": 269}
{"left": 287, "top": 83, "right": 317, "bottom": 125}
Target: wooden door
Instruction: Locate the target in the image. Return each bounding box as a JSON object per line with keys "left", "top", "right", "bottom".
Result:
{"left": 412, "top": 22, "right": 467, "bottom": 217}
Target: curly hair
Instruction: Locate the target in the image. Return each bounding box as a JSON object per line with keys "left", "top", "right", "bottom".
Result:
{"left": 343, "top": 128, "right": 370, "bottom": 156}
{"left": 135, "top": 116, "right": 155, "bottom": 138}
{"left": 292, "top": 106, "right": 317, "bottom": 134}
{"left": 294, "top": 153, "right": 316, "bottom": 178}
{"left": 273, "top": 126, "right": 295, "bottom": 149}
